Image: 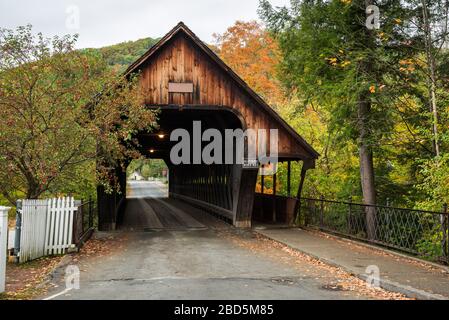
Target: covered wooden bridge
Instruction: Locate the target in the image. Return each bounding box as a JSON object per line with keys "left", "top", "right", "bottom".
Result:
{"left": 97, "top": 22, "right": 319, "bottom": 231}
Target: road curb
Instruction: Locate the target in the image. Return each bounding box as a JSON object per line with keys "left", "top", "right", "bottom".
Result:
{"left": 254, "top": 230, "right": 449, "bottom": 300}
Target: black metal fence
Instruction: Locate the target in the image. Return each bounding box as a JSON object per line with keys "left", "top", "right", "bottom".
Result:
{"left": 73, "top": 198, "right": 96, "bottom": 246}
{"left": 300, "top": 197, "right": 449, "bottom": 264}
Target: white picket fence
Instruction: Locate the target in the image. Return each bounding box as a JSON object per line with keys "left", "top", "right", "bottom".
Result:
{"left": 0, "top": 206, "right": 10, "bottom": 293}
{"left": 19, "top": 197, "right": 77, "bottom": 263}
{"left": 19, "top": 200, "right": 48, "bottom": 262}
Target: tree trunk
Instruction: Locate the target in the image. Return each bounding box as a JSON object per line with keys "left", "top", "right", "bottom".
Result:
{"left": 26, "top": 178, "right": 41, "bottom": 200}
{"left": 421, "top": 0, "right": 440, "bottom": 157}
{"left": 360, "top": 0, "right": 377, "bottom": 240}
{"left": 358, "top": 98, "right": 377, "bottom": 240}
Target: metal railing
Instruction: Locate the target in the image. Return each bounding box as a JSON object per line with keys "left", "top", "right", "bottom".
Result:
{"left": 300, "top": 197, "right": 449, "bottom": 264}
{"left": 73, "top": 198, "right": 96, "bottom": 246}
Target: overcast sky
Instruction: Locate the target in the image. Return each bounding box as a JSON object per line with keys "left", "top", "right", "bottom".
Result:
{"left": 0, "top": 0, "right": 290, "bottom": 48}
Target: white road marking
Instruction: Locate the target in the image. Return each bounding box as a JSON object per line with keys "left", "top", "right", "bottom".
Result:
{"left": 43, "top": 287, "right": 72, "bottom": 300}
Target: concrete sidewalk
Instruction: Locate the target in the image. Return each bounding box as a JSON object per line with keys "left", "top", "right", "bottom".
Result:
{"left": 255, "top": 227, "right": 449, "bottom": 300}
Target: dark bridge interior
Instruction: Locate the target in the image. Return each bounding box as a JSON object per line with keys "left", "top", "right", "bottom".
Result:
{"left": 98, "top": 106, "right": 251, "bottom": 230}
{"left": 136, "top": 106, "right": 244, "bottom": 162}
{"left": 135, "top": 106, "right": 244, "bottom": 222}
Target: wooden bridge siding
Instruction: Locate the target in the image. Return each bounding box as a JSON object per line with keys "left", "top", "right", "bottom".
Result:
{"left": 138, "top": 33, "right": 305, "bottom": 159}
{"left": 167, "top": 163, "right": 240, "bottom": 222}
{"left": 168, "top": 164, "right": 234, "bottom": 211}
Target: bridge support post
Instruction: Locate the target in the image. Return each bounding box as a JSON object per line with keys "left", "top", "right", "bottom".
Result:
{"left": 234, "top": 167, "right": 259, "bottom": 228}
{"left": 115, "top": 166, "right": 128, "bottom": 226}
{"left": 97, "top": 165, "right": 128, "bottom": 231}
{"left": 293, "top": 159, "right": 315, "bottom": 225}
{"left": 97, "top": 185, "right": 117, "bottom": 231}
{"left": 287, "top": 161, "right": 291, "bottom": 197}
{"left": 272, "top": 172, "right": 277, "bottom": 223}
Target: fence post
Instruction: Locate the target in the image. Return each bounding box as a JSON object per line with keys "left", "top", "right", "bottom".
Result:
{"left": 81, "top": 198, "right": 84, "bottom": 228}
{"left": 320, "top": 195, "right": 324, "bottom": 228}
{"left": 444, "top": 203, "right": 448, "bottom": 264}
{"left": 0, "top": 206, "right": 11, "bottom": 294}
{"left": 76, "top": 199, "right": 84, "bottom": 245}
{"left": 347, "top": 196, "right": 352, "bottom": 234}
{"left": 14, "top": 200, "right": 22, "bottom": 260}
{"left": 303, "top": 199, "right": 308, "bottom": 227}
{"left": 88, "top": 196, "right": 93, "bottom": 229}
{"left": 386, "top": 198, "right": 392, "bottom": 241}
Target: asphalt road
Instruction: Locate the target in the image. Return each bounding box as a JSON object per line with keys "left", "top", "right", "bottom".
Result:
{"left": 127, "top": 180, "right": 168, "bottom": 199}
{"left": 121, "top": 181, "right": 204, "bottom": 231}
{"left": 43, "top": 181, "right": 376, "bottom": 300}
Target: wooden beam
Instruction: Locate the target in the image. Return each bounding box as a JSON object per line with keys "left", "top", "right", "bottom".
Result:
{"left": 292, "top": 167, "right": 307, "bottom": 225}
{"left": 287, "top": 161, "right": 291, "bottom": 197}
{"left": 234, "top": 168, "right": 259, "bottom": 228}
{"left": 292, "top": 159, "right": 314, "bottom": 224}
{"left": 272, "top": 172, "right": 277, "bottom": 223}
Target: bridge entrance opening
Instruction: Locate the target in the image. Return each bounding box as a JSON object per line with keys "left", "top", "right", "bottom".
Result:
{"left": 126, "top": 159, "right": 168, "bottom": 199}
{"left": 115, "top": 107, "right": 245, "bottom": 231}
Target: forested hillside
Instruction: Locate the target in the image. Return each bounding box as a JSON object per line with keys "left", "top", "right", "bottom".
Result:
{"left": 94, "top": 37, "right": 159, "bottom": 71}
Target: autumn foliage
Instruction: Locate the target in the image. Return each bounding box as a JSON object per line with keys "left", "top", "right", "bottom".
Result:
{"left": 213, "top": 21, "right": 285, "bottom": 108}
{"left": 0, "top": 25, "right": 157, "bottom": 204}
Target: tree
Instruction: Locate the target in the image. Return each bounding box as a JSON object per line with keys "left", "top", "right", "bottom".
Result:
{"left": 259, "top": 0, "right": 420, "bottom": 238}
{"left": 0, "top": 25, "right": 157, "bottom": 205}
{"left": 213, "top": 21, "right": 285, "bottom": 108}
{"left": 259, "top": 0, "right": 449, "bottom": 210}
{"left": 127, "top": 159, "right": 167, "bottom": 180}
{"left": 413, "top": 0, "right": 449, "bottom": 157}
{"left": 396, "top": 0, "right": 449, "bottom": 208}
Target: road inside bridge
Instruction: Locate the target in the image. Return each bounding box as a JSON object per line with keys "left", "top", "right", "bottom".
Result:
{"left": 43, "top": 181, "right": 392, "bottom": 300}
{"left": 121, "top": 181, "right": 205, "bottom": 231}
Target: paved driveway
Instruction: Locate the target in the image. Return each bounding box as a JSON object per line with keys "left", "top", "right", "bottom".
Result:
{"left": 42, "top": 181, "right": 387, "bottom": 300}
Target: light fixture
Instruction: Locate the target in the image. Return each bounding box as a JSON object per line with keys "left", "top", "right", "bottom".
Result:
{"left": 158, "top": 134, "right": 165, "bottom": 139}
{"left": 150, "top": 149, "right": 155, "bottom": 153}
